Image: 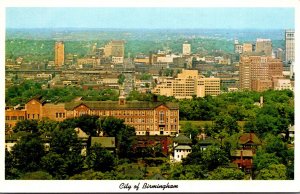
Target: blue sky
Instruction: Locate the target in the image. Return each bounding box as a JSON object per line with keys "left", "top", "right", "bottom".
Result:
{"left": 6, "top": 7, "right": 294, "bottom": 29}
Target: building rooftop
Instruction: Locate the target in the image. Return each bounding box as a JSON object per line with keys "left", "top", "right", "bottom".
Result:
{"left": 174, "top": 145, "right": 192, "bottom": 150}
{"left": 173, "top": 134, "right": 192, "bottom": 145}
{"left": 239, "top": 133, "right": 261, "bottom": 145}
{"left": 231, "top": 149, "right": 253, "bottom": 157}
{"left": 91, "top": 137, "right": 116, "bottom": 148}
{"left": 65, "top": 101, "right": 178, "bottom": 110}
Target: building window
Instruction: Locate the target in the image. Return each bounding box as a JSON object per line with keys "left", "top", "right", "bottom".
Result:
{"left": 56, "top": 113, "right": 59, "bottom": 118}
{"left": 32, "top": 114, "right": 35, "bottom": 119}
{"left": 11, "top": 116, "right": 17, "bottom": 120}
{"left": 159, "top": 111, "right": 164, "bottom": 124}
{"left": 27, "top": 114, "right": 30, "bottom": 119}
{"left": 5, "top": 116, "right": 10, "bottom": 120}
{"left": 18, "top": 116, "right": 24, "bottom": 120}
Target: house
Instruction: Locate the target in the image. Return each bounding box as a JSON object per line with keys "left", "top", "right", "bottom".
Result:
{"left": 198, "top": 137, "right": 219, "bottom": 151}
{"left": 91, "top": 137, "right": 116, "bottom": 152}
{"left": 173, "top": 134, "right": 192, "bottom": 162}
{"left": 74, "top": 127, "right": 89, "bottom": 156}
{"left": 231, "top": 149, "right": 253, "bottom": 170}
{"left": 230, "top": 132, "right": 261, "bottom": 172}
{"left": 238, "top": 132, "right": 261, "bottom": 152}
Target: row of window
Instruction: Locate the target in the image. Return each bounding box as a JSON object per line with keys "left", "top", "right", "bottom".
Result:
{"left": 5, "top": 116, "right": 25, "bottom": 121}
{"left": 176, "top": 149, "right": 191, "bottom": 152}
{"left": 56, "top": 112, "right": 66, "bottom": 118}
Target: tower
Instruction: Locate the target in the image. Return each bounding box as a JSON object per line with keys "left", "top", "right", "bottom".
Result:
{"left": 285, "top": 29, "right": 295, "bottom": 64}
{"left": 182, "top": 41, "right": 191, "bottom": 55}
{"left": 55, "top": 41, "right": 65, "bottom": 66}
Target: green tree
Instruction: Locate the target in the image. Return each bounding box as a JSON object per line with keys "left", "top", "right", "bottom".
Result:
{"left": 207, "top": 167, "right": 245, "bottom": 180}
{"left": 101, "top": 117, "right": 136, "bottom": 159}
{"left": 256, "top": 164, "right": 287, "bottom": 180}
{"left": 13, "top": 119, "right": 39, "bottom": 133}
{"left": 19, "top": 171, "right": 53, "bottom": 180}
{"left": 11, "top": 133, "right": 46, "bottom": 172}
{"left": 86, "top": 144, "right": 116, "bottom": 172}
{"left": 41, "top": 152, "right": 67, "bottom": 179}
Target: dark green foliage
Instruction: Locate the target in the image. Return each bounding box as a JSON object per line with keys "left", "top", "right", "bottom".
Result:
{"left": 13, "top": 119, "right": 39, "bottom": 133}
{"left": 60, "top": 115, "right": 100, "bottom": 136}
{"left": 101, "top": 117, "right": 136, "bottom": 159}
{"left": 118, "top": 74, "right": 126, "bottom": 85}
{"left": 41, "top": 152, "right": 67, "bottom": 179}
{"left": 11, "top": 133, "right": 46, "bottom": 172}
{"left": 256, "top": 164, "right": 287, "bottom": 180}
{"left": 19, "top": 171, "right": 53, "bottom": 180}
{"left": 86, "top": 144, "right": 116, "bottom": 172}
{"left": 182, "top": 145, "right": 229, "bottom": 171}
{"left": 207, "top": 167, "right": 245, "bottom": 180}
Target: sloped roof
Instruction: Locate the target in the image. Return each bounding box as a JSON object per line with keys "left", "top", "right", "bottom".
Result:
{"left": 65, "top": 101, "right": 178, "bottom": 110}
{"left": 74, "top": 127, "right": 89, "bottom": 139}
{"left": 175, "top": 145, "right": 192, "bottom": 150}
{"left": 198, "top": 137, "right": 218, "bottom": 145}
{"left": 231, "top": 149, "right": 253, "bottom": 157}
{"left": 239, "top": 133, "right": 261, "bottom": 145}
{"left": 91, "top": 137, "right": 116, "bottom": 148}
{"left": 173, "top": 134, "right": 192, "bottom": 145}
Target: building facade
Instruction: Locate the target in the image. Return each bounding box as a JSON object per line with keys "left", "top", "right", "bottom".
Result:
{"left": 54, "top": 41, "right": 65, "bottom": 66}
{"left": 255, "top": 39, "right": 272, "bottom": 56}
{"left": 153, "top": 69, "right": 220, "bottom": 98}
{"left": 182, "top": 42, "right": 191, "bottom": 55}
{"left": 285, "top": 29, "right": 295, "bottom": 64}
{"left": 239, "top": 55, "right": 283, "bottom": 91}
{"left": 5, "top": 96, "right": 179, "bottom": 136}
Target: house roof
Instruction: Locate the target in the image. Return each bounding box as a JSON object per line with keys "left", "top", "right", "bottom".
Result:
{"left": 173, "top": 134, "right": 192, "bottom": 145}
{"left": 74, "top": 127, "right": 89, "bottom": 139}
{"left": 91, "top": 137, "right": 116, "bottom": 148}
{"left": 239, "top": 133, "right": 261, "bottom": 145}
{"left": 198, "top": 137, "right": 218, "bottom": 145}
{"left": 65, "top": 101, "right": 178, "bottom": 110}
{"left": 174, "top": 145, "right": 192, "bottom": 150}
{"left": 231, "top": 149, "right": 253, "bottom": 157}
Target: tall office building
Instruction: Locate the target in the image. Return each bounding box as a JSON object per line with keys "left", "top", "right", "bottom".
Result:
{"left": 104, "top": 40, "right": 125, "bottom": 57}
{"left": 285, "top": 30, "right": 295, "bottom": 64}
{"left": 243, "top": 43, "right": 253, "bottom": 53}
{"left": 182, "top": 42, "right": 191, "bottom": 55}
{"left": 104, "top": 40, "right": 125, "bottom": 64}
{"left": 239, "top": 55, "right": 283, "bottom": 91}
{"left": 255, "top": 39, "right": 272, "bottom": 56}
{"left": 54, "top": 41, "right": 65, "bottom": 66}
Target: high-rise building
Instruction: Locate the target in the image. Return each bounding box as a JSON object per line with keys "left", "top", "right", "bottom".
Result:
{"left": 234, "top": 40, "right": 243, "bottom": 54}
{"left": 243, "top": 43, "right": 253, "bottom": 53}
{"left": 239, "top": 55, "right": 283, "bottom": 91}
{"left": 54, "top": 41, "right": 64, "bottom": 66}
{"left": 104, "top": 40, "right": 125, "bottom": 57}
{"left": 285, "top": 29, "right": 295, "bottom": 64}
{"left": 255, "top": 39, "right": 272, "bottom": 56}
{"left": 182, "top": 42, "right": 191, "bottom": 55}
{"left": 104, "top": 40, "right": 125, "bottom": 64}
{"left": 153, "top": 69, "right": 220, "bottom": 98}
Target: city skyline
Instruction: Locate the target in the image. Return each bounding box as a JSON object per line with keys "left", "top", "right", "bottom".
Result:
{"left": 6, "top": 7, "right": 294, "bottom": 30}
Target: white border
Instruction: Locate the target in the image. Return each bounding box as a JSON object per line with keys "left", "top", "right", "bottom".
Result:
{"left": 1, "top": 0, "right": 299, "bottom": 193}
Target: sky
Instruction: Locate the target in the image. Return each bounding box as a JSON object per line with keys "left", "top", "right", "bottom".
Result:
{"left": 6, "top": 7, "right": 295, "bottom": 29}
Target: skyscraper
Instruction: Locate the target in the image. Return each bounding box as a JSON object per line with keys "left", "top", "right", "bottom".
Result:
{"left": 182, "top": 42, "right": 191, "bottom": 55}
{"left": 285, "top": 29, "right": 295, "bottom": 64}
{"left": 54, "top": 41, "right": 65, "bottom": 66}
{"left": 239, "top": 55, "right": 283, "bottom": 91}
{"left": 255, "top": 39, "right": 272, "bottom": 56}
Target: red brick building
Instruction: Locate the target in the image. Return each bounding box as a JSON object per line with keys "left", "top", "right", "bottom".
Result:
{"left": 5, "top": 96, "right": 179, "bottom": 136}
